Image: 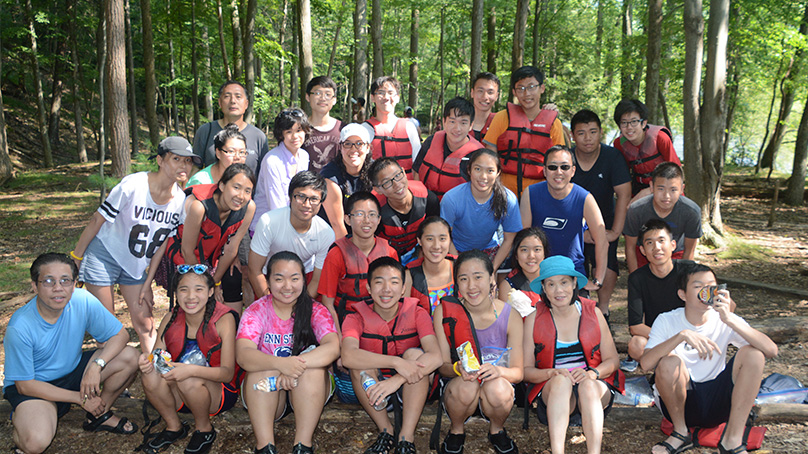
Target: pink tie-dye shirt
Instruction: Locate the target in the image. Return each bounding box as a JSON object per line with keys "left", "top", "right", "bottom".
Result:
{"left": 237, "top": 295, "right": 337, "bottom": 357}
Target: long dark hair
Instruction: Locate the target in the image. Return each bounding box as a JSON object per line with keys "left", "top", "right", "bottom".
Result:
{"left": 509, "top": 227, "right": 550, "bottom": 272}
{"left": 467, "top": 148, "right": 508, "bottom": 220}
{"left": 334, "top": 147, "right": 372, "bottom": 194}
{"left": 163, "top": 267, "right": 217, "bottom": 340}
{"left": 266, "top": 251, "right": 318, "bottom": 355}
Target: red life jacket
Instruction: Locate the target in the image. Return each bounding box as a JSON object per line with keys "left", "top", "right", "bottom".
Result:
{"left": 419, "top": 131, "right": 482, "bottom": 199}
{"left": 407, "top": 255, "right": 455, "bottom": 315}
{"left": 497, "top": 103, "right": 558, "bottom": 193}
{"left": 166, "top": 184, "right": 247, "bottom": 267}
{"left": 505, "top": 269, "right": 541, "bottom": 307}
{"left": 439, "top": 296, "right": 482, "bottom": 363}
{"left": 354, "top": 297, "right": 423, "bottom": 356}
{"left": 614, "top": 124, "right": 674, "bottom": 191}
{"left": 366, "top": 117, "right": 414, "bottom": 176}
{"left": 334, "top": 236, "right": 395, "bottom": 323}
{"left": 163, "top": 301, "right": 242, "bottom": 388}
{"left": 527, "top": 298, "right": 624, "bottom": 403}
{"left": 471, "top": 112, "right": 496, "bottom": 142}
{"left": 377, "top": 181, "right": 429, "bottom": 256}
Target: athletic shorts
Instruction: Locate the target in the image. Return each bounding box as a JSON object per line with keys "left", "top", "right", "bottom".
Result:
{"left": 657, "top": 355, "right": 736, "bottom": 428}
{"left": 238, "top": 235, "right": 251, "bottom": 267}
{"left": 178, "top": 382, "right": 239, "bottom": 416}
{"left": 4, "top": 350, "right": 96, "bottom": 418}
{"left": 438, "top": 376, "right": 512, "bottom": 423}
{"left": 534, "top": 380, "right": 617, "bottom": 427}
{"left": 241, "top": 371, "right": 335, "bottom": 422}
{"left": 584, "top": 239, "right": 619, "bottom": 275}
{"left": 79, "top": 238, "right": 147, "bottom": 286}
{"left": 220, "top": 265, "right": 243, "bottom": 303}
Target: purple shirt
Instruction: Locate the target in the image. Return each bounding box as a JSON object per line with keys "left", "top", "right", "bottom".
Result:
{"left": 476, "top": 303, "right": 511, "bottom": 359}
{"left": 252, "top": 142, "right": 309, "bottom": 230}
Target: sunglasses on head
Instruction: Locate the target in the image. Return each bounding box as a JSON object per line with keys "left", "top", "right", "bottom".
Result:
{"left": 177, "top": 264, "right": 209, "bottom": 275}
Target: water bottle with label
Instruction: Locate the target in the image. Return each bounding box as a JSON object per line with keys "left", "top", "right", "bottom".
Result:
{"left": 254, "top": 376, "right": 283, "bottom": 392}
{"left": 360, "top": 371, "right": 388, "bottom": 411}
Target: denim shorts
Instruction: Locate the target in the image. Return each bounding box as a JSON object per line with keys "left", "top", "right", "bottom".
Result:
{"left": 79, "top": 238, "right": 147, "bottom": 286}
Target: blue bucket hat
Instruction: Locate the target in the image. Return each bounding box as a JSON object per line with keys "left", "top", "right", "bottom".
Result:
{"left": 529, "top": 255, "right": 588, "bottom": 294}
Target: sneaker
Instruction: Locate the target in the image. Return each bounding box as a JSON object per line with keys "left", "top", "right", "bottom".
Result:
{"left": 620, "top": 357, "right": 639, "bottom": 373}
{"left": 488, "top": 429, "right": 518, "bottom": 454}
{"left": 184, "top": 427, "right": 217, "bottom": 454}
{"left": 147, "top": 422, "right": 189, "bottom": 451}
{"left": 292, "top": 442, "right": 314, "bottom": 454}
{"left": 364, "top": 430, "right": 395, "bottom": 454}
{"left": 440, "top": 433, "right": 465, "bottom": 454}
{"left": 395, "top": 439, "right": 416, "bottom": 454}
{"left": 255, "top": 443, "right": 277, "bottom": 454}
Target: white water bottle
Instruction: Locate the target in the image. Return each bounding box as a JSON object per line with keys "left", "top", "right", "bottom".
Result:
{"left": 254, "top": 376, "right": 283, "bottom": 392}
{"left": 360, "top": 371, "right": 388, "bottom": 411}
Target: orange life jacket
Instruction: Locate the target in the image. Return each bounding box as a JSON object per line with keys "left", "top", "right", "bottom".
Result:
{"left": 334, "top": 236, "right": 394, "bottom": 323}
{"left": 527, "top": 297, "right": 624, "bottom": 402}
{"left": 505, "top": 269, "right": 541, "bottom": 307}
{"left": 354, "top": 297, "right": 423, "bottom": 356}
{"left": 163, "top": 301, "right": 242, "bottom": 388}
{"left": 439, "top": 296, "right": 481, "bottom": 363}
{"left": 419, "top": 131, "right": 481, "bottom": 199}
{"left": 366, "top": 117, "right": 414, "bottom": 176}
{"left": 614, "top": 124, "right": 674, "bottom": 192}
{"left": 471, "top": 112, "right": 496, "bottom": 142}
{"left": 377, "top": 181, "right": 430, "bottom": 256}
{"left": 497, "top": 103, "right": 558, "bottom": 194}
{"left": 407, "top": 255, "right": 455, "bottom": 315}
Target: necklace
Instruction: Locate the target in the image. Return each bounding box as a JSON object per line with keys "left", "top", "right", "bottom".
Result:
{"left": 491, "top": 296, "right": 499, "bottom": 320}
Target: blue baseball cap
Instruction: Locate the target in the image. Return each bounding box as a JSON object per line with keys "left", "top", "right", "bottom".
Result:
{"left": 529, "top": 255, "right": 588, "bottom": 294}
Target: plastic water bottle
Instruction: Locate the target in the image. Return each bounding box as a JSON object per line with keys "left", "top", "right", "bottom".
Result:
{"left": 254, "top": 376, "right": 283, "bottom": 392}
{"left": 360, "top": 371, "right": 388, "bottom": 411}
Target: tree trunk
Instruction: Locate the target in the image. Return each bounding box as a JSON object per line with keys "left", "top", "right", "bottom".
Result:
{"left": 645, "top": 0, "right": 663, "bottom": 124}
{"left": 370, "top": 0, "right": 383, "bottom": 79}
{"left": 191, "top": 0, "right": 200, "bottom": 134}
{"left": 279, "top": 0, "right": 288, "bottom": 102}
{"left": 408, "top": 6, "right": 419, "bottom": 109}
{"left": 202, "top": 25, "right": 213, "bottom": 121}
{"left": 756, "top": 58, "right": 787, "bottom": 174}
{"left": 682, "top": 0, "right": 703, "bottom": 224}
{"left": 25, "top": 0, "right": 53, "bottom": 167}
{"left": 68, "top": 2, "right": 88, "bottom": 162}
{"left": 785, "top": 94, "right": 808, "bottom": 206}
{"left": 621, "top": 0, "right": 635, "bottom": 100}
{"left": 243, "top": 0, "right": 256, "bottom": 122}
{"left": 470, "top": 0, "right": 483, "bottom": 82}
{"left": 216, "top": 0, "right": 232, "bottom": 80}
{"left": 297, "top": 0, "right": 313, "bottom": 110}
{"left": 48, "top": 26, "right": 67, "bottom": 153}
{"left": 326, "top": 1, "right": 346, "bottom": 78}
{"left": 140, "top": 0, "right": 160, "bottom": 147}
{"left": 486, "top": 6, "right": 496, "bottom": 74}
{"left": 595, "top": 0, "right": 604, "bottom": 67}
{"left": 290, "top": 9, "right": 299, "bottom": 105}
{"left": 167, "top": 0, "right": 179, "bottom": 133}
{"left": 124, "top": 0, "right": 138, "bottom": 156}
{"left": 511, "top": 0, "right": 529, "bottom": 75}
{"left": 231, "top": 0, "right": 243, "bottom": 80}
{"left": 98, "top": 8, "right": 108, "bottom": 200}
{"left": 439, "top": 9, "right": 445, "bottom": 109}
{"left": 106, "top": 0, "right": 130, "bottom": 177}
{"left": 722, "top": 3, "right": 742, "bottom": 159}
{"left": 353, "top": 0, "right": 368, "bottom": 101}
{"left": 0, "top": 9, "right": 12, "bottom": 184}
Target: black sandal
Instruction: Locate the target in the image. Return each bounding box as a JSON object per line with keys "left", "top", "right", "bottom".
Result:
{"left": 653, "top": 430, "right": 693, "bottom": 454}
{"left": 717, "top": 442, "right": 747, "bottom": 454}
{"left": 82, "top": 411, "right": 138, "bottom": 435}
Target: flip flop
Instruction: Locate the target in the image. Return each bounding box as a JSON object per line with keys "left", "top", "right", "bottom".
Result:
{"left": 82, "top": 410, "right": 138, "bottom": 435}
{"left": 653, "top": 430, "right": 693, "bottom": 454}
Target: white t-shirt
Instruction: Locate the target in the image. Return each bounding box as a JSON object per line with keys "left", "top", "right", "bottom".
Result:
{"left": 96, "top": 172, "right": 186, "bottom": 278}
{"left": 250, "top": 206, "right": 335, "bottom": 274}
{"left": 646, "top": 307, "right": 750, "bottom": 383}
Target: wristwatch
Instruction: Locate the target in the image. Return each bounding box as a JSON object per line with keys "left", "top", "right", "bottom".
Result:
{"left": 592, "top": 278, "right": 603, "bottom": 289}
{"left": 93, "top": 358, "right": 107, "bottom": 370}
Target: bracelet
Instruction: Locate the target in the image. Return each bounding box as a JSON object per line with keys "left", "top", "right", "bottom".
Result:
{"left": 70, "top": 250, "right": 84, "bottom": 261}
{"left": 452, "top": 361, "right": 462, "bottom": 376}
{"left": 588, "top": 366, "right": 600, "bottom": 379}
{"left": 214, "top": 281, "right": 222, "bottom": 287}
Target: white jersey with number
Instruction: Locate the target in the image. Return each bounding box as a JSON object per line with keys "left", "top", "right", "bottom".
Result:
{"left": 96, "top": 172, "right": 186, "bottom": 278}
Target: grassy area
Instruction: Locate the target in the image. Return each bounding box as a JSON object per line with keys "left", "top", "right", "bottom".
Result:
{"left": 716, "top": 234, "right": 774, "bottom": 262}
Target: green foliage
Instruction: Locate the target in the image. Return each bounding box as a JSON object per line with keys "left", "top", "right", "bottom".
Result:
{"left": 717, "top": 235, "right": 774, "bottom": 262}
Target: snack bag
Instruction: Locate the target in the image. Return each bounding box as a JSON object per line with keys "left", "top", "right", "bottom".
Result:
{"left": 698, "top": 283, "right": 727, "bottom": 306}
{"left": 507, "top": 289, "right": 536, "bottom": 317}
{"left": 150, "top": 348, "right": 175, "bottom": 374}
{"left": 456, "top": 341, "right": 481, "bottom": 373}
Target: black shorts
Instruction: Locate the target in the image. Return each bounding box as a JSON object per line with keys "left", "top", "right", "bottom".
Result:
{"left": 4, "top": 350, "right": 96, "bottom": 418}
{"left": 534, "top": 380, "right": 617, "bottom": 427}
{"left": 220, "top": 266, "right": 243, "bottom": 303}
{"left": 178, "top": 382, "right": 239, "bottom": 416}
{"left": 584, "top": 239, "right": 619, "bottom": 275}
{"left": 658, "top": 355, "right": 736, "bottom": 428}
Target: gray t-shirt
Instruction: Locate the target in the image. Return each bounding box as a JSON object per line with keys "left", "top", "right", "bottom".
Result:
{"left": 623, "top": 194, "right": 703, "bottom": 253}
{"left": 193, "top": 121, "right": 270, "bottom": 176}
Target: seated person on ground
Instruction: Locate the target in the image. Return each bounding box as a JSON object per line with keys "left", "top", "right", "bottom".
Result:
{"left": 138, "top": 265, "right": 240, "bottom": 453}
{"left": 433, "top": 250, "right": 524, "bottom": 454}
{"left": 523, "top": 256, "right": 623, "bottom": 454}
{"left": 642, "top": 262, "right": 777, "bottom": 454}
{"left": 3, "top": 253, "right": 140, "bottom": 454}
{"left": 341, "top": 257, "right": 443, "bottom": 454}
{"left": 237, "top": 251, "right": 340, "bottom": 454}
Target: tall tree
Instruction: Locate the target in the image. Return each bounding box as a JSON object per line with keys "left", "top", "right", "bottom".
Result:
{"left": 370, "top": 0, "right": 383, "bottom": 79}
{"left": 191, "top": 0, "right": 200, "bottom": 133}
{"left": 106, "top": 0, "right": 131, "bottom": 177}
{"left": 279, "top": 0, "right": 289, "bottom": 101}
{"left": 0, "top": 8, "right": 13, "bottom": 184}
{"left": 202, "top": 25, "right": 213, "bottom": 121}
{"left": 785, "top": 94, "right": 808, "bottom": 205}
{"left": 470, "top": 0, "right": 483, "bottom": 82}
{"left": 297, "top": 0, "right": 313, "bottom": 109}
{"left": 25, "top": 0, "right": 53, "bottom": 167}
{"left": 231, "top": 0, "right": 243, "bottom": 80}
{"left": 125, "top": 0, "right": 138, "bottom": 155}
{"left": 408, "top": 6, "right": 419, "bottom": 109}
{"left": 511, "top": 0, "right": 530, "bottom": 76}
{"left": 216, "top": 0, "right": 232, "bottom": 80}
{"left": 645, "top": 0, "right": 663, "bottom": 124}
{"left": 140, "top": 0, "right": 160, "bottom": 147}
{"left": 243, "top": 0, "right": 257, "bottom": 121}
{"left": 47, "top": 37, "right": 66, "bottom": 152}
{"left": 326, "top": 1, "right": 346, "bottom": 78}
{"left": 168, "top": 0, "right": 179, "bottom": 133}
{"left": 68, "top": 2, "right": 88, "bottom": 162}
{"left": 353, "top": 0, "right": 369, "bottom": 101}
{"left": 621, "top": 0, "right": 636, "bottom": 100}
{"left": 487, "top": 6, "right": 496, "bottom": 74}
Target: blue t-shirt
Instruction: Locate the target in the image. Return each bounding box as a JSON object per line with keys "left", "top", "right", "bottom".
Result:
{"left": 3, "top": 288, "right": 123, "bottom": 391}
{"left": 440, "top": 182, "right": 522, "bottom": 251}
{"left": 528, "top": 182, "right": 589, "bottom": 276}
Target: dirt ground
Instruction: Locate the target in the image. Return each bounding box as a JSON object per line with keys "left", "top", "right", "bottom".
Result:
{"left": 1, "top": 171, "right": 807, "bottom": 453}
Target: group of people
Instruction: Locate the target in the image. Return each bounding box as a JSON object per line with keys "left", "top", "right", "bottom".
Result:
{"left": 3, "top": 66, "right": 777, "bottom": 454}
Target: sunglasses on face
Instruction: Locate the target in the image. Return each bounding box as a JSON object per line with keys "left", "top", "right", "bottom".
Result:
{"left": 545, "top": 164, "right": 572, "bottom": 171}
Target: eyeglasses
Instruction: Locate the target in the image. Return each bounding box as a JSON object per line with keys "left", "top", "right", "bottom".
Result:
{"left": 514, "top": 84, "right": 540, "bottom": 94}
{"left": 545, "top": 164, "right": 572, "bottom": 171}
{"left": 39, "top": 277, "right": 75, "bottom": 288}
{"left": 376, "top": 170, "right": 405, "bottom": 190}
{"left": 620, "top": 119, "right": 644, "bottom": 128}
{"left": 292, "top": 193, "right": 322, "bottom": 205}
{"left": 177, "top": 264, "right": 209, "bottom": 275}
{"left": 348, "top": 211, "right": 380, "bottom": 220}
{"left": 374, "top": 90, "right": 397, "bottom": 98}
{"left": 341, "top": 141, "right": 367, "bottom": 150}
{"left": 310, "top": 90, "right": 335, "bottom": 100}
{"left": 221, "top": 147, "right": 249, "bottom": 158}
